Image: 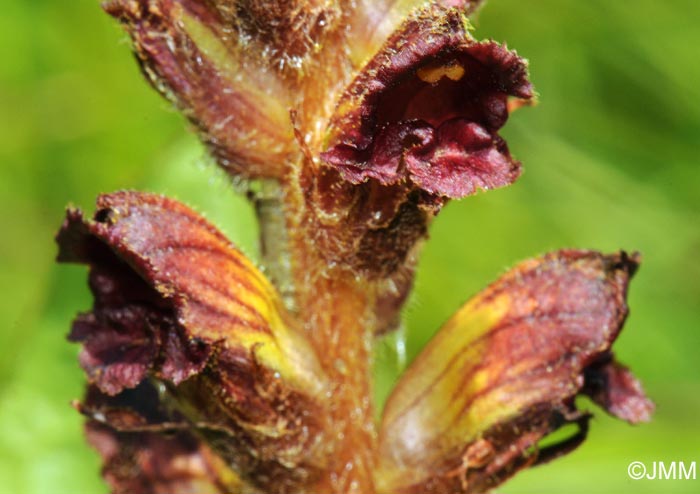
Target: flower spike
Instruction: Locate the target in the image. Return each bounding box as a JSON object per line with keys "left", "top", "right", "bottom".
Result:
{"left": 56, "top": 1, "right": 653, "bottom": 492}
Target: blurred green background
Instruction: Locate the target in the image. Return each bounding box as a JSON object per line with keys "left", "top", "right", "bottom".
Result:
{"left": 1, "top": 0, "right": 698, "bottom": 492}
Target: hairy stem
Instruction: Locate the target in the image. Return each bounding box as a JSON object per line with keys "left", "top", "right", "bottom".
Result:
{"left": 297, "top": 272, "right": 378, "bottom": 494}
{"left": 254, "top": 176, "right": 378, "bottom": 493}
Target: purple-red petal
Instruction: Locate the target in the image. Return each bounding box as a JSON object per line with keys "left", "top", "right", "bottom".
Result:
{"left": 583, "top": 355, "right": 654, "bottom": 423}
{"left": 322, "top": 7, "right": 532, "bottom": 199}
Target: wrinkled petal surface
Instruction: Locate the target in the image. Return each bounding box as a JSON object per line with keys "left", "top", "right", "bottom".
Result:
{"left": 323, "top": 6, "right": 533, "bottom": 199}
{"left": 58, "top": 191, "right": 323, "bottom": 394}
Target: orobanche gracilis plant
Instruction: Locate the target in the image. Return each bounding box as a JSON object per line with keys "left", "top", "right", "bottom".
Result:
{"left": 56, "top": 1, "right": 654, "bottom": 493}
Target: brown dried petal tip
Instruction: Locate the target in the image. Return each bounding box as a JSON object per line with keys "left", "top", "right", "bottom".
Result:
{"left": 376, "top": 250, "right": 653, "bottom": 494}
{"left": 57, "top": 191, "right": 328, "bottom": 492}
{"left": 323, "top": 6, "right": 533, "bottom": 199}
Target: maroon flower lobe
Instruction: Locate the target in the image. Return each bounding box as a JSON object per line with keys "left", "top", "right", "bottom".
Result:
{"left": 322, "top": 6, "right": 533, "bottom": 198}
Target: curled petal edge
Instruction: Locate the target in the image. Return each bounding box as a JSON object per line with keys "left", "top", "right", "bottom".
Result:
{"left": 322, "top": 6, "right": 533, "bottom": 199}
{"left": 57, "top": 191, "right": 329, "bottom": 489}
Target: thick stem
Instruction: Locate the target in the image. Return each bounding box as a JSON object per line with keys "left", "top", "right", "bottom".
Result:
{"left": 297, "top": 272, "right": 378, "bottom": 494}
{"left": 254, "top": 177, "right": 378, "bottom": 493}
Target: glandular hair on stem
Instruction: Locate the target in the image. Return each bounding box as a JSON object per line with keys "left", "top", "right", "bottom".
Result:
{"left": 250, "top": 178, "right": 297, "bottom": 312}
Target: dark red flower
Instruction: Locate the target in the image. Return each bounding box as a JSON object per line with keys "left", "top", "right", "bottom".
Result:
{"left": 58, "top": 2, "right": 652, "bottom": 493}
